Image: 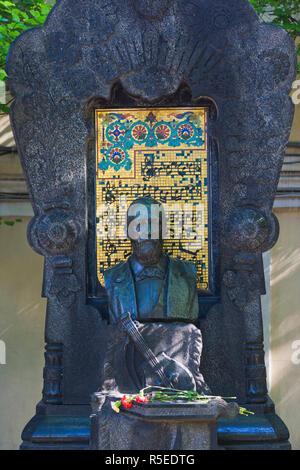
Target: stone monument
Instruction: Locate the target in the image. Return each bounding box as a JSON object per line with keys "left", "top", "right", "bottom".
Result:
{"left": 6, "top": 0, "right": 297, "bottom": 449}
{"left": 90, "top": 196, "right": 240, "bottom": 450}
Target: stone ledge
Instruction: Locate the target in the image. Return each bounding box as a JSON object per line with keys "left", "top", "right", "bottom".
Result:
{"left": 90, "top": 392, "right": 239, "bottom": 450}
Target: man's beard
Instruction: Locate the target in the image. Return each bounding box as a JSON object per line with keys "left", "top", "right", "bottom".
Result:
{"left": 132, "top": 239, "right": 163, "bottom": 266}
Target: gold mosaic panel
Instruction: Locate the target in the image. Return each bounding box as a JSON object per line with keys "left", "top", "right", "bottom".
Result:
{"left": 95, "top": 107, "right": 209, "bottom": 290}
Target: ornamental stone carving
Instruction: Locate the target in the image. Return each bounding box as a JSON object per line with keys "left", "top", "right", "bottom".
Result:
{"left": 228, "top": 208, "right": 276, "bottom": 252}
{"left": 27, "top": 210, "right": 81, "bottom": 256}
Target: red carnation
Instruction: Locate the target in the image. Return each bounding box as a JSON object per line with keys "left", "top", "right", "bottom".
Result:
{"left": 135, "top": 395, "right": 149, "bottom": 403}
{"left": 121, "top": 395, "right": 133, "bottom": 409}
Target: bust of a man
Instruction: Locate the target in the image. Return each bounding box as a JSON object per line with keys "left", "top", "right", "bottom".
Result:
{"left": 104, "top": 197, "right": 199, "bottom": 323}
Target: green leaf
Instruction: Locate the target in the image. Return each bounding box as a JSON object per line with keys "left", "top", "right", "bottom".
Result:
{"left": 29, "top": 8, "right": 43, "bottom": 21}
{"left": 40, "top": 4, "right": 51, "bottom": 16}
{"left": 11, "top": 9, "right": 21, "bottom": 21}
{"left": 0, "top": 103, "right": 10, "bottom": 113}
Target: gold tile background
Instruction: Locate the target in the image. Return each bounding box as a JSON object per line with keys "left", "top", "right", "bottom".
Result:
{"left": 95, "top": 107, "right": 209, "bottom": 290}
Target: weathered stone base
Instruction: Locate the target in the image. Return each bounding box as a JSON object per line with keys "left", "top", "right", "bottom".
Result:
{"left": 90, "top": 392, "right": 239, "bottom": 450}
{"left": 218, "top": 398, "right": 291, "bottom": 450}
{"left": 20, "top": 397, "right": 291, "bottom": 450}
{"left": 20, "top": 402, "right": 90, "bottom": 450}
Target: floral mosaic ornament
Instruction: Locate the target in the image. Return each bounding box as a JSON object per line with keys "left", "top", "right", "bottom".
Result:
{"left": 98, "top": 110, "right": 205, "bottom": 172}
{"left": 110, "top": 387, "right": 254, "bottom": 416}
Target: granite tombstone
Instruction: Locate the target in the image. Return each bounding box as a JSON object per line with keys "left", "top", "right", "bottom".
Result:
{"left": 6, "top": 0, "right": 297, "bottom": 450}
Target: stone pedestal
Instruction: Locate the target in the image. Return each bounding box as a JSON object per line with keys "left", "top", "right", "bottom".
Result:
{"left": 90, "top": 392, "right": 239, "bottom": 450}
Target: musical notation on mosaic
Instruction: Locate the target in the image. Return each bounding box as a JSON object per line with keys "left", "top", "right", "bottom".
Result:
{"left": 141, "top": 156, "right": 202, "bottom": 181}
{"left": 100, "top": 181, "right": 202, "bottom": 203}
{"left": 95, "top": 107, "right": 209, "bottom": 290}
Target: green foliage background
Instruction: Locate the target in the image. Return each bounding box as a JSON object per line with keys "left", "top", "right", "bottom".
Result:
{"left": 0, "top": 0, "right": 299, "bottom": 114}
{"left": 249, "top": 1, "right": 300, "bottom": 70}
{"left": 250, "top": 0, "right": 300, "bottom": 40}
{"left": 0, "top": 1, "right": 55, "bottom": 113}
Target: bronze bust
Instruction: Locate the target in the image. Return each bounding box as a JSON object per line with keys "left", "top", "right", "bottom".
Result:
{"left": 104, "top": 197, "right": 199, "bottom": 323}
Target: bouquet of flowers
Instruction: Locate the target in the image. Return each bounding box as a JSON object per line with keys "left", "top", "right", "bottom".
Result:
{"left": 111, "top": 386, "right": 253, "bottom": 416}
